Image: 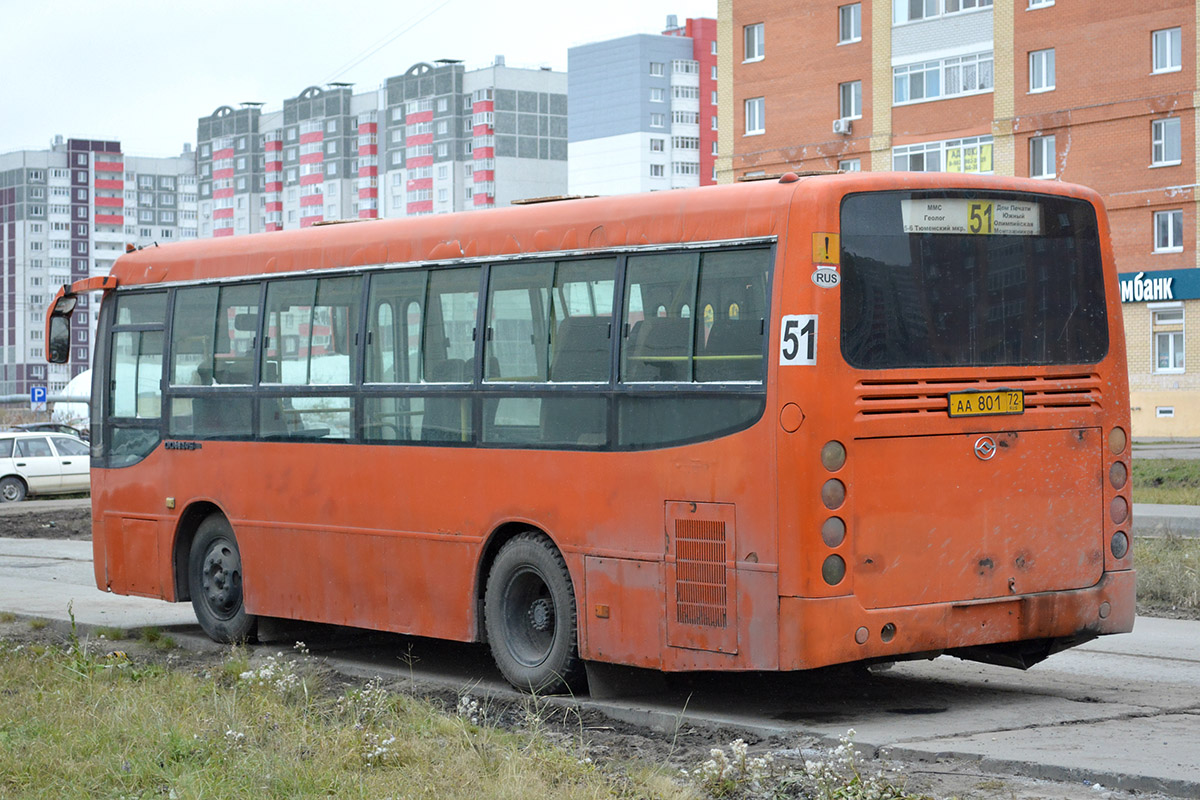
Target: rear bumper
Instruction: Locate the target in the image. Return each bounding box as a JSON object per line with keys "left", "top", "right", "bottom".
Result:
{"left": 778, "top": 569, "right": 1135, "bottom": 670}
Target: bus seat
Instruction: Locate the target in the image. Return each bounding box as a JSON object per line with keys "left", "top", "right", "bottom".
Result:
{"left": 626, "top": 317, "right": 690, "bottom": 381}
{"left": 550, "top": 317, "right": 611, "bottom": 382}
{"left": 213, "top": 357, "right": 255, "bottom": 385}
{"left": 699, "top": 318, "right": 764, "bottom": 381}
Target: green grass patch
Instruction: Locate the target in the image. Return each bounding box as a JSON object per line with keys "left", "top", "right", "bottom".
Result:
{"left": 94, "top": 626, "right": 127, "bottom": 641}
{"left": 1135, "top": 534, "right": 1200, "bottom": 617}
{"left": 26, "top": 619, "right": 49, "bottom": 631}
{"left": 0, "top": 642, "right": 696, "bottom": 800}
{"left": 0, "top": 612, "right": 15, "bottom": 624}
{"left": 1132, "top": 458, "right": 1200, "bottom": 505}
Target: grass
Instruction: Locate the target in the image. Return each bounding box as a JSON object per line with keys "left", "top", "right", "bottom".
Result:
{"left": 1131, "top": 458, "right": 1200, "bottom": 505}
{"left": 1135, "top": 534, "right": 1200, "bottom": 617}
{"left": 0, "top": 640, "right": 697, "bottom": 800}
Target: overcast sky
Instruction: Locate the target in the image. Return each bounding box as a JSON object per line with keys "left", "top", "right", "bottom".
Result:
{"left": 2, "top": 0, "right": 716, "bottom": 158}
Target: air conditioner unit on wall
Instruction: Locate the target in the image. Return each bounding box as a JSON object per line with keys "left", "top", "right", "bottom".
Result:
{"left": 832, "top": 118, "right": 852, "bottom": 135}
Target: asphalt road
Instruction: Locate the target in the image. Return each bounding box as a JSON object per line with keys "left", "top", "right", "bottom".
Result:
{"left": 0, "top": 536, "right": 1197, "bottom": 798}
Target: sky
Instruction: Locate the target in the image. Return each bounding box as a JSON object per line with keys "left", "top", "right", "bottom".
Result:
{"left": 2, "top": 0, "right": 716, "bottom": 158}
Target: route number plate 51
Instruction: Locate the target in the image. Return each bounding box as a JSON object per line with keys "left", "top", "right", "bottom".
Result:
{"left": 780, "top": 315, "right": 817, "bottom": 365}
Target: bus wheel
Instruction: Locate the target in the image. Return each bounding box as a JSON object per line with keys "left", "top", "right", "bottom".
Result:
{"left": 188, "top": 514, "right": 257, "bottom": 643}
{"left": 0, "top": 477, "right": 27, "bottom": 503}
{"left": 484, "top": 533, "right": 584, "bottom": 694}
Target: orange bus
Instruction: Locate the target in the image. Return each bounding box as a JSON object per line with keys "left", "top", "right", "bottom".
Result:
{"left": 47, "top": 172, "right": 1134, "bottom": 692}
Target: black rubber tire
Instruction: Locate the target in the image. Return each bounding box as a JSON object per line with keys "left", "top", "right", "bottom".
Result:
{"left": 0, "top": 477, "right": 27, "bottom": 503}
{"left": 188, "top": 514, "right": 257, "bottom": 643}
{"left": 484, "top": 532, "right": 585, "bottom": 694}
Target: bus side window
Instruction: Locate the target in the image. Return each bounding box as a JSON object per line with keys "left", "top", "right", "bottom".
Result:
{"left": 366, "top": 270, "right": 427, "bottom": 384}
{"left": 485, "top": 262, "right": 553, "bottom": 382}
{"left": 695, "top": 248, "right": 770, "bottom": 382}
{"left": 549, "top": 259, "right": 615, "bottom": 383}
{"left": 621, "top": 252, "right": 698, "bottom": 382}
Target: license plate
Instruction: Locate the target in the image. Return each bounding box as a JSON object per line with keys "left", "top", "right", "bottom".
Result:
{"left": 947, "top": 389, "right": 1025, "bottom": 418}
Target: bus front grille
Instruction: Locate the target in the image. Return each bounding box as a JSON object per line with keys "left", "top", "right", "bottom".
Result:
{"left": 854, "top": 373, "right": 1101, "bottom": 418}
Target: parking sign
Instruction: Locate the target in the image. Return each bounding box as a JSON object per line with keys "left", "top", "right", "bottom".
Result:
{"left": 30, "top": 386, "right": 47, "bottom": 412}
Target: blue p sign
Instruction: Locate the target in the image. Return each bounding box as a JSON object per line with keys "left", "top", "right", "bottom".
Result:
{"left": 30, "top": 386, "right": 47, "bottom": 410}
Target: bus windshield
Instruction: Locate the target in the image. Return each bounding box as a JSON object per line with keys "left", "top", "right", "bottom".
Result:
{"left": 839, "top": 190, "right": 1109, "bottom": 369}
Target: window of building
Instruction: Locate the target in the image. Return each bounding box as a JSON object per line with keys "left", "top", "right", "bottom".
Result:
{"left": 650, "top": 113, "right": 665, "bottom": 128}
{"left": 711, "top": 40, "right": 717, "bottom": 55}
{"left": 839, "top": 80, "right": 862, "bottom": 119}
{"left": 1029, "top": 48, "right": 1055, "bottom": 92}
{"left": 840, "top": 158, "right": 862, "bottom": 171}
{"left": 839, "top": 4, "right": 861, "bottom": 43}
{"left": 1153, "top": 27, "right": 1182, "bottom": 73}
{"left": 744, "top": 23, "right": 764, "bottom": 61}
{"left": 1152, "top": 304, "right": 1185, "bottom": 373}
{"left": 711, "top": 116, "right": 718, "bottom": 130}
{"left": 711, "top": 65, "right": 717, "bottom": 79}
{"left": 1155, "top": 209, "right": 1184, "bottom": 252}
{"left": 894, "top": 51, "right": 994, "bottom": 104}
{"left": 650, "top": 88, "right": 665, "bottom": 103}
{"left": 1156, "top": 406, "right": 1175, "bottom": 418}
{"left": 1153, "top": 117, "right": 1182, "bottom": 166}
{"left": 711, "top": 91, "right": 718, "bottom": 105}
{"left": 1030, "top": 135, "right": 1056, "bottom": 178}
{"left": 650, "top": 164, "right": 665, "bottom": 177}
{"left": 650, "top": 138, "right": 664, "bottom": 152}
{"left": 745, "top": 98, "right": 765, "bottom": 135}
{"left": 894, "top": 0, "right": 992, "bottom": 23}
{"left": 1028, "top": 0, "right": 1053, "bottom": 6}
{"left": 437, "top": 97, "right": 448, "bottom": 112}
{"left": 649, "top": 61, "right": 665, "bottom": 76}
{"left": 712, "top": 141, "right": 719, "bottom": 155}
{"left": 326, "top": 141, "right": 338, "bottom": 155}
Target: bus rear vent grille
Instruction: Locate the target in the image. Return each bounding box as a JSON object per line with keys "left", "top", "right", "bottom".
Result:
{"left": 856, "top": 373, "right": 1101, "bottom": 417}
{"left": 674, "top": 519, "right": 728, "bottom": 628}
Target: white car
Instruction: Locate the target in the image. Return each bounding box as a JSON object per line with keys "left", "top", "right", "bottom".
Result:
{"left": 0, "top": 432, "right": 91, "bottom": 502}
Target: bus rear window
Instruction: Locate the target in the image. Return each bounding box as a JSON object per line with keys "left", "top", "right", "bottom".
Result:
{"left": 839, "top": 191, "right": 1108, "bottom": 369}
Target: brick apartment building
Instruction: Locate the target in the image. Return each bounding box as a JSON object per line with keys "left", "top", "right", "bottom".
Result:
{"left": 719, "top": 0, "right": 1200, "bottom": 436}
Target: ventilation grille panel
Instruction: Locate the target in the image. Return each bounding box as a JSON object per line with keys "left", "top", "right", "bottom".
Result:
{"left": 675, "top": 519, "right": 728, "bottom": 628}
{"left": 856, "top": 373, "right": 1101, "bottom": 418}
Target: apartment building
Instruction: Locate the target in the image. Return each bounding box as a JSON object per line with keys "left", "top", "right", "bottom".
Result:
{"left": 197, "top": 59, "right": 567, "bottom": 234}
{"left": 0, "top": 138, "right": 196, "bottom": 396}
{"left": 568, "top": 16, "right": 718, "bottom": 195}
{"left": 724, "top": 0, "right": 1199, "bottom": 435}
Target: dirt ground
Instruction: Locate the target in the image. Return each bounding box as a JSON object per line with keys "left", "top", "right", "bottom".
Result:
{"left": 0, "top": 505, "right": 91, "bottom": 540}
{"left": 0, "top": 509, "right": 1188, "bottom": 799}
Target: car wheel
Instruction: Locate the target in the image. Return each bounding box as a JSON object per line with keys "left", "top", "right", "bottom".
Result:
{"left": 0, "top": 477, "right": 27, "bottom": 503}
{"left": 484, "top": 532, "right": 584, "bottom": 694}
{"left": 188, "top": 514, "right": 257, "bottom": 643}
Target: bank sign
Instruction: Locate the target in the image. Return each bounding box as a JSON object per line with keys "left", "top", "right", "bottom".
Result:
{"left": 1118, "top": 268, "right": 1200, "bottom": 303}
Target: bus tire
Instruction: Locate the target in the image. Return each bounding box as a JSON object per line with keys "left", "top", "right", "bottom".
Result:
{"left": 484, "top": 532, "right": 584, "bottom": 694}
{"left": 188, "top": 514, "right": 257, "bottom": 643}
{"left": 0, "top": 477, "right": 27, "bottom": 503}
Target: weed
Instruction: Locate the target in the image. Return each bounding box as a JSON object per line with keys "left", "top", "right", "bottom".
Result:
{"left": 0, "top": 612, "right": 15, "bottom": 623}
{"left": 1136, "top": 534, "right": 1200, "bottom": 614}
{"left": 28, "top": 618, "right": 49, "bottom": 631}
{"left": 1132, "top": 458, "right": 1200, "bottom": 505}
{"left": 95, "top": 626, "right": 127, "bottom": 640}
{"left": 684, "top": 730, "right": 928, "bottom": 800}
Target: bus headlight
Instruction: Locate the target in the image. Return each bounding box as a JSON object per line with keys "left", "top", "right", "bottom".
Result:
{"left": 1110, "top": 496, "right": 1128, "bottom": 525}
{"left": 821, "top": 479, "right": 846, "bottom": 510}
{"left": 1109, "top": 461, "right": 1128, "bottom": 490}
{"left": 822, "top": 555, "right": 846, "bottom": 585}
{"left": 1111, "top": 531, "right": 1129, "bottom": 559}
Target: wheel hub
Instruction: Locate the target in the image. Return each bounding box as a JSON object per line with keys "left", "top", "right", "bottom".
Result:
{"left": 527, "top": 597, "right": 553, "bottom": 631}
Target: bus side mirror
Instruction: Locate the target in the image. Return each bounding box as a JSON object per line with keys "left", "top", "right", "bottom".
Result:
{"left": 48, "top": 315, "right": 71, "bottom": 363}
{"left": 47, "top": 293, "right": 78, "bottom": 364}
